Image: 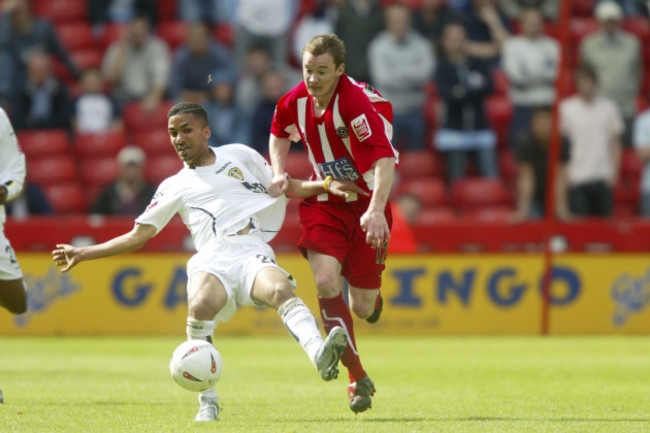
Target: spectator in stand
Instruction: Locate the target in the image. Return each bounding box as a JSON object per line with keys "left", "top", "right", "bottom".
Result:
{"left": 178, "top": 0, "right": 223, "bottom": 24}
{"left": 560, "top": 64, "right": 623, "bottom": 217}
{"left": 204, "top": 71, "right": 250, "bottom": 147}
{"left": 500, "top": 0, "right": 557, "bottom": 21}
{"left": 413, "top": 0, "right": 460, "bottom": 51}
{"left": 88, "top": 0, "right": 157, "bottom": 32}
{"left": 632, "top": 101, "right": 650, "bottom": 216}
{"left": 12, "top": 51, "right": 72, "bottom": 131}
{"left": 511, "top": 106, "right": 571, "bottom": 222}
{"left": 434, "top": 23, "right": 498, "bottom": 183}
{"left": 101, "top": 14, "right": 171, "bottom": 113}
{"left": 251, "top": 69, "right": 287, "bottom": 153}
{"left": 580, "top": 1, "right": 641, "bottom": 147}
{"left": 334, "top": 0, "right": 384, "bottom": 84}
{"left": 291, "top": 0, "right": 336, "bottom": 67}
{"left": 368, "top": 3, "right": 435, "bottom": 151}
{"left": 5, "top": 183, "right": 53, "bottom": 219}
{"left": 463, "top": 0, "right": 511, "bottom": 68}
{"left": 73, "top": 68, "right": 122, "bottom": 134}
{"left": 91, "top": 146, "right": 156, "bottom": 216}
{"left": 0, "top": 0, "right": 80, "bottom": 85}
{"left": 169, "top": 22, "right": 233, "bottom": 104}
{"left": 387, "top": 193, "right": 421, "bottom": 254}
{"left": 233, "top": 0, "right": 298, "bottom": 67}
{"left": 502, "top": 7, "right": 559, "bottom": 147}
{"left": 235, "top": 44, "right": 300, "bottom": 115}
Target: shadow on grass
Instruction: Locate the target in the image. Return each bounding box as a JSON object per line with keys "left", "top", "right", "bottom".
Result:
{"left": 292, "top": 416, "right": 650, "bottom": 423}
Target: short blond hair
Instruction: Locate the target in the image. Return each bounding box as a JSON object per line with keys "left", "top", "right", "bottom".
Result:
{"left": 302, "top": 34, "right": 346, "bottom": 67}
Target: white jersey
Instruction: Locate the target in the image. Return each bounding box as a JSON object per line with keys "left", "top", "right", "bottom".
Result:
{"left": 0, "top": 107, "right": 26, "bottom": 230}
{"left": 135, "top": 144, "right": 287, "bottom": 251}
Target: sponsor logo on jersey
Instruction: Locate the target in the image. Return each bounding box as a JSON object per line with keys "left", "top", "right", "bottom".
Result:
{"left": 318, "top": 156, "right": 360, "bottom": 181}
{"left": 144, "top": 201, "right": 158, "bottom": 212}
{"left": 228, "top": 167, "right": 243, "bottom": 180}
{"left": 215, "top": 161, "right": 232, "bottom": 174}
{"left": 336, "top": 127, "right": 349, "bottom": 138}
{"left": 351, "top": 114, "right": 372, "bottom": 142}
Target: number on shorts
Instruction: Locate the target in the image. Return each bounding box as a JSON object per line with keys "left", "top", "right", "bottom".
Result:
{"left": 375, "top": 242, "right": 389, "bottom": 265}
{"left": 5, "top": 245, "right": 17, "bottom": 264}
{"left": 256, "top": 254, "right": 276, "bottom": 264}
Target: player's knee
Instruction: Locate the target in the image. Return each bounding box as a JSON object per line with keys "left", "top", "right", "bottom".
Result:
{"left": 313, "top": 273, "right": 340, "bottom": 298}
{"left": 351, "top": 302, "right": 372, "bottom": 319}
{"left": 267, "top": 281, "right": 294, "bottom": 308}
{"left": 188, "top": 292, "right": 219, "bottom": 320}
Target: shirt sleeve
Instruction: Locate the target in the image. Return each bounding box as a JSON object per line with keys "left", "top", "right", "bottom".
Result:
{"left": 343, "top": 88, "right": 397, "bottom": 174}
{"left": 270, "top": 92, "right": 294, "bottom": 139}
{"left": 0, "top": 110, "right": 26, "bottom": 202}
{"left": 134, "top": 179, "right": 182, "bottom": 235}
{"left": 237, "top": 144, "right": 274, "bottom": 186}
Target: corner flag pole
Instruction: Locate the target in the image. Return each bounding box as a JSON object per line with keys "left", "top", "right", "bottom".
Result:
{"left": 541, "top": 0, "right": 572, "bottom": 335}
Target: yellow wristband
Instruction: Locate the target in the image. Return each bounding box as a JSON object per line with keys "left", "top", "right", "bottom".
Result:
{"left": 323, "top": 176, "right": 333, "bottom": 192}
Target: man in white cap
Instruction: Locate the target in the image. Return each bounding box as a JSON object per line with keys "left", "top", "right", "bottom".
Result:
{"left": 580, "top": 0, "right": 641, "bottom": 147}
{"left": 90, "top": 146, "right": 156, "bottom": 215}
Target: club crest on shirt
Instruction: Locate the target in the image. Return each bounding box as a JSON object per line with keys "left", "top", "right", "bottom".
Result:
{"left": 351, "top": 114, "right": 372, "bottom": 142}
{"left": 336, "top": 126, "right": 349, "bottom": 138}
{"left": 228, "top": 167, "right": 244, "bottom": 180}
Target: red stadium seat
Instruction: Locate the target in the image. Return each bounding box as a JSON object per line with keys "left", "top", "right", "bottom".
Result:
{"left": 395, "top": 177, "right": 447, "bottom": 208}
{"left": 131, "top": 129, "right": 175, "bottom": 157}
{"left": 397, "top": 150, "right": 442, "bottom": 179}
{"left": 56, "top": 23, "right": 94, "bottom": 51}
{"left": 492, "top": 69, "right": 509, "bottom": 96}
{"left": 27, "top": 155, "right": 78, "bottom": 185}
{"left": 17, "top": 129, "right": 69, "bottom": 158}
{"left": 44, "top": 182, "right": 86, "bottom": 214}
{"left": 499, "top": 150, "right": 518, "bottom": 185}
{"left": 485, "top": 95, "right": 513, "bottom": 129}
{"left": 158, "top": 0, "right": 178, "bottom": 21}
{"left": 79, "top": 156, "right": 120, "bottom": 188}
{"left": 284, "top": 151, "right": 314, "bottom": 179}
{"left": 415, "top": 207, "right": 457, "bottom": 225}
{"left": 157, "top": 20, "right": 188, "bottom": 50}
{"left": 214, "top": 24, "right": 234, "bottom": 47}
{"left": 100, "top": 23, "right": 127, "bottom": 50}
{"left": 74, "top": 131, "right": 127, "bottom": 158}
{"left": 570, "top": 18, "right": 599, "bottom": 45}
{"left": 451, "top": 177, "right": 510, "bottom": 211}
{"left": 465, "top": 206, "right": 514, "bottom": 222}
{"left": 123, "top": 100, "right": 174, "bottom": 133}
{"left": 71, "top": 49, "right": 103, "bottom": 70}
{"left": 620, "top": 149, "right": 643, "bottom": 183}
{"left": 33, "top": 0, "right": 86, "bottom": 24}
{"left": 571, "top": 0, "right": 595, "bottom": 17}
{"left": 145, "top": 154, "right": 183, "bottom": 185}
{"left": 622, "top": 17, "right": 650, "bottom": 40}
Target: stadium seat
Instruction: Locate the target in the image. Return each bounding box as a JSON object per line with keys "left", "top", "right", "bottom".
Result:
{"left": 17, "top": 129, "right": 69, "bottom": 158}
{"left": 485, "top": 95, "right": 513, "bottom": 148}
{"left": 451, "top": 177, "right": 510, "bottom": 211}
{"left": 123, "top": 100, "right": 174, "bottom": 133}
{"left": 100, "top": 23, "right": 126, "bottom": 50}
{"left": 27, "top": 155, "right": 78, "bottom": 185}
{"left": 284, "top": 151, "right": 314, "bottom": 180}
{"left": 622, "top": 17, "right": 650, "bottom": 40}
{"left": 79, "top": 156, "right": 120, "bottom": 188}
{"left": 74, "top": 131, "right": 127, "bottom": 158}
{"left": 492, "top": 69, "right": 509, "bottom": 96}
{"left": 158, "top": 20, "right": 187, "bottom": 51}
{"left": 465, "top": 206, "right": 514, "bottom": 222}
{"left": 620, "top": 149, "right": 643, "bottom": 183}
{"left": 395, "top": 177, "right": 447, "bottom": 208}
{"left": 56, "top": 22, "right": 94, "bottom": 51}
{"left": 570, "top": 18, "right": 599, "bottom": 45}
{"left": 71, "top": 49, "right": 103, "bottom": 70}
{"left": 397, "top": 149, "right": 442, "bottom": 179}
{"left": 571, "top": 0, "right": 595, "bottom": 17}
{"left": 415, "top": 207, "right": 457, "bottom": 225}
{"left": 145, "top": 154, "right": 183, "bottom": 185}
{"left": 214, "top": 24, "right": 234, "bottom": 47}
{"left": 499, "top": 150, "right": 518, "bottom": 186}
{"left": 33, "top": 0, "right": 86, "bottom": 24}
{"left": 44, "top": 182, "right": 86, "bottom": 214}
{"left": 131, "top": 129, "right": 176, "bottom": 157}
{"left": 158, "top": 0, "right": 178, "bottom": 21}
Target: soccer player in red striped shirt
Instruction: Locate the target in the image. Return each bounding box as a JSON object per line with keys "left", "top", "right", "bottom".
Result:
{"left": 267, "top": 34, "right": 398, "bottom": 413}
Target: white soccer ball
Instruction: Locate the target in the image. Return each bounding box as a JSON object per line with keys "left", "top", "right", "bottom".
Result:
{"left": 170, "top": 339, "right": 223, "bottom": 392}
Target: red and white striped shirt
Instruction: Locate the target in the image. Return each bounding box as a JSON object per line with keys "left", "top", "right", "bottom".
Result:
{"left": 271, "top": 74, "right": 398, "bottom": 202}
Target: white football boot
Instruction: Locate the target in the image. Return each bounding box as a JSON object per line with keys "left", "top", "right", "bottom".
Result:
{"left": 195, "top": 392, "right": 220, "bottom": 422}
{"left": 315, "top": 326, "right": 348, "bottom": 381}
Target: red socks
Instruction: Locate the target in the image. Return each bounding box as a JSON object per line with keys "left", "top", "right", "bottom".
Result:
{"left": 318, "top": 293, "right": 366, "bottom": 382}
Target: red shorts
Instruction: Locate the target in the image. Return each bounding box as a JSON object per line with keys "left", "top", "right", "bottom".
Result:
{"left": 297, "top": 200, "right": 392, "bottom": 289}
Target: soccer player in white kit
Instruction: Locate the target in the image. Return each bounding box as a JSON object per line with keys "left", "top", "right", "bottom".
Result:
{"left": 0, "top": 106, "right": 28, "bottom": 404}
{"left": 52, "top": 102, "right": 365, "bottom": 422}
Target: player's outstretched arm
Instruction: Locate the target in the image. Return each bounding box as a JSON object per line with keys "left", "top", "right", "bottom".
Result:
{"left": 267, "top": 135, "right": 292, "bottom": 196}
{"left": 286, "top": 178, "right": 369, "bottom": 200}
{"left": 52, "top": 223, "right": 156, "bottom": 273}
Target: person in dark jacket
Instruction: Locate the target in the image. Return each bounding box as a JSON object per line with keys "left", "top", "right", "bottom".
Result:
{"left": 434, "top": 22, "right": 498, "bottom": 183}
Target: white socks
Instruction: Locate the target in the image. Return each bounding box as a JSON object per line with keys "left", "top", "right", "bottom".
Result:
{"left": 187, "top": 317, "right": 217, "bottom": 397}
{"left": 278, "top": 297, "right": 323, "bottom": 366}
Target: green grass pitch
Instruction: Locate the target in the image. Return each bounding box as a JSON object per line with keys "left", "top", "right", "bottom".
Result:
{"left": 0, "top": 336, "right": 648, "bottom": 432}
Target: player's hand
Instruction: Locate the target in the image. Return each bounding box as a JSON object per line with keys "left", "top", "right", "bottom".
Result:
{"left": 267, "top": 174, "right": 288, "bottom": 197}
{"left": 328, "top": 179, "right": 369, "bottom": 200}
{"left": 360, "top": 209, "right": 390, "bottom": 250}
{"left": 52, "top": 244, "right": 81, "bottom": 273}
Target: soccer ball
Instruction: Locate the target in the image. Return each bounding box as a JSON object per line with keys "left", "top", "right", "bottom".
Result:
{"left": 170, "top": 339, "right": 223, "bottom": 392}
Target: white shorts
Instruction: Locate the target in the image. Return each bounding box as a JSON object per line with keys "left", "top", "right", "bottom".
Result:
{"left": 0, "top": 230, "right": 23, "bottom": 280}
{"left": 186, "top": 234, "right": 296, "bottom": 323}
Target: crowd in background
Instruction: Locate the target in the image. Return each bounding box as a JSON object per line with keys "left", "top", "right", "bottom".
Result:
{"left": 1, "top": 0, "right": 650, "bottom": 225}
